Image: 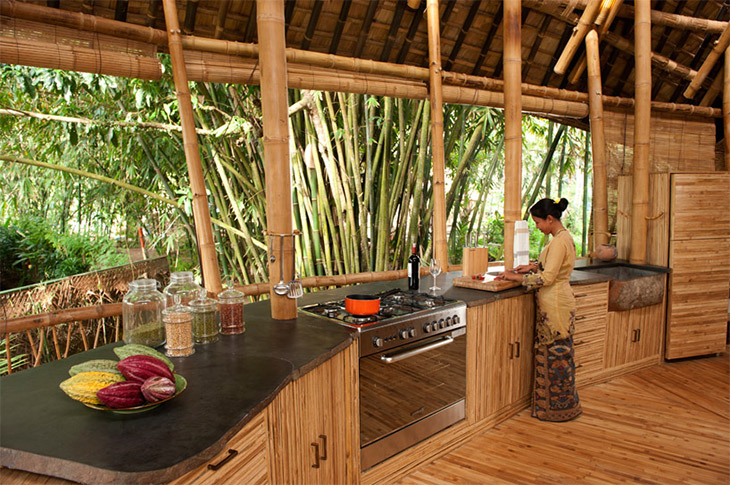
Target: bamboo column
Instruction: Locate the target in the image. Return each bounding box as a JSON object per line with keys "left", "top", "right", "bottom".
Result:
{"left": 684, "top": 23, "right": 730, "bottom": 99}
{"left": 503, "top": 0, "right": 522, "bottom": 270}
{"left": 630, "top": 0, "right": 651, "bottom": 264}
{"left": 722, "top": 47, "right": 730, "bottom": 172}
{"left": 256, "top": 0, "right": 295, "bottom": 319}
{"left": 426, "top": 0, "right": 448, "bottom": 268}
{"left": 585, "top": 29, "right": 609, "bottom": 248}
{"left": 553, "top": 0, "right": 602, "bottom": 75}
{"left": 162, "top": 0, "right": 222, "bottom": 293}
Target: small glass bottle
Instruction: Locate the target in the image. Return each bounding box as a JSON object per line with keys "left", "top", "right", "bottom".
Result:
{"left": 163, "top": 271, "right": 202, "bottom": 307}
{"left": 162, "top": 295, "right": 195, "bottom": 358}
{"left": 219, "top": 281, "right": 245, "bottom": 335}
{"left": 123, "top": 278, "right": 166, "bottom": 347}
{"left": 189, "top": 288, "right": 219, "bottom": 344}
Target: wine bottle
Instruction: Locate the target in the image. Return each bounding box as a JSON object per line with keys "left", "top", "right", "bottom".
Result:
{"left": 408, "top": 243, "right": 420, "bottom": 291}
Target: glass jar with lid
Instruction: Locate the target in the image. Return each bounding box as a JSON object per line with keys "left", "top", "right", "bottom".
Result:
{"left": 123, "top": 278, "right": 166, "bottom": 347}
{"left": 163, "top": 271, "right": 202, "bottom": 307}
{"left": 219, "top": 281, "right": 245, "bottom": 335}
{"left": 163, "top": 295, "right": 195, "bottom": 358}
{"left": 189, "top": 288, "right": 219, "bottom": 344}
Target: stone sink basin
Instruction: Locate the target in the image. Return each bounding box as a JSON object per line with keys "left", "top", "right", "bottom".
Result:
{"left": 576, "top": 266, "right": 665, "bottom": 312}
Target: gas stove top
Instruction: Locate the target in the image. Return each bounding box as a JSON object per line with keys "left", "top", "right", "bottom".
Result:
{"left": 299, "top": 289, "right": 467, "bottom": 357}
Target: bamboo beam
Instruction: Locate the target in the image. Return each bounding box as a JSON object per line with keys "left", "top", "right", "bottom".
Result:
{"left": 553, "top": 0, "right": 602, "bottom": 75}
{"left": 503, "top": 0, "right": 522, "bottom": 271}
{"left": 257, "top": 0, "right": 295, "bottom": 320}
{"left": 426, "top": 0, "right": 448, "bottom": 269}
{"left": 568, "top": 0, "right": 624, "bottom": 85}
{"left": 722, "top": 47, "right": 730, "bottom": 172}
{"left": 684, "top": 23, "right": 730, "bottom": 99}
{"left": 162, "top": 0, "right": 222, "bottom": 294}
{"left": 2, "top": 304, "right": 123, "bottom": 334}
{"left": 585, "top": 29, "right": 608, "bottom": 248}
{"left": 630, "top": 0, "right": 651, "bottom": 265}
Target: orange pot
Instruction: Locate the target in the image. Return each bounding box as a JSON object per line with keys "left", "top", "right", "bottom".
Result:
{"left": 345, "top": 295, "right": 380, "bottom": 316}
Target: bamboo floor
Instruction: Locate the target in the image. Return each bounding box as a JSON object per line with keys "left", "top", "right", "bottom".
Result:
{"left": 398, "top": 351, "right": 729, "bottom": 485}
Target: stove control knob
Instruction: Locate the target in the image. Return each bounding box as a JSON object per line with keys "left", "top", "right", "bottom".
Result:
{"left": 399, "top": 329, "right": 409, "bottom": 339}
{"left": 431, "top": 321, "right": 438, "bottom": 332}
{"left": 439, "top": 318, "right": 445, "bottom": 329}
{"left": 445, "top": 317, "right": 452, "bottom": 327}
{"left": 453, "top": 315, "right": 461, "bottom": 325}
{"left": 409, "top": 327, "right": 416, "bottom": 338}
{"left": 423, "top": 323, "right": 432, "bottom": 333}
{"left": 373, "top": 337, "right": 384, "bottom": 348}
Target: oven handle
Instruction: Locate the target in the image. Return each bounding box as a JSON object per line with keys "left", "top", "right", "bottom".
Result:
{"left": 380, "top": 335, "right": 454, "bottom": 364}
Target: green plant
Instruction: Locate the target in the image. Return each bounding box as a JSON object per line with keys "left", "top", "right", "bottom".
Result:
{"left": 0, "top": 334, "right": 29, "bottom": 375}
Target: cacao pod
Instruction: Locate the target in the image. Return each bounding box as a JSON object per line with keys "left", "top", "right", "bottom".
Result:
{"left": 141, "top": 376, "right": 176, "bottom": 402}
{"left": 60, "top": 371, "right": 126, "bottom": 405}
{"left": 117, "top": 354, "right": 174, "bottom": 383}
{"left": 97, "top": 381, "right": 145, "bottom": 408}
{"left": 113, "top": 343, "right": 174, "bottom": 372}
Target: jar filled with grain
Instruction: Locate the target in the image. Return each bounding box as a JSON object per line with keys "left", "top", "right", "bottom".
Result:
{"left": 190, "top": 288, "right": 219, "bottom": 344}
{"left": 123, "top": 279, "right": 166, "bottom": 347}
{"left": 162, "top": 295, "right": 194, "bottom": 358}
{"left": 218, "top": 281, "right": 245, "bottom": 335}
{"left": 163, "top": 271, "right": 202, "bottom": 307}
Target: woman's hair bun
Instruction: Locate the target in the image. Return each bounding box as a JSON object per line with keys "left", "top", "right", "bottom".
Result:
{"left": 556, "top": 198, "right": 569, "bottom": 211}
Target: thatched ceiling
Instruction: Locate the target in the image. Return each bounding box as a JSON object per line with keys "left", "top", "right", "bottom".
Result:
{"left": 6, "top": 0, "right": 730, "bottom": 111}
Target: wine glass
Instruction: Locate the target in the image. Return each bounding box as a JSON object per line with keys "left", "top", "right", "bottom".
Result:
{"left": 429, "top": 259, "right": 441, "bottom": 293}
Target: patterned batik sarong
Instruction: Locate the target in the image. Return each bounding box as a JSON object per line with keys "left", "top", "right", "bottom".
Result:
{"left": 532, "top": 336, "right": 582, "bottom": 422}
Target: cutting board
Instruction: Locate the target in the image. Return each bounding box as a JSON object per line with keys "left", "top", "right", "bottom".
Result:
{"left": 452, "top": 275, "right": 521, "bottom": 292}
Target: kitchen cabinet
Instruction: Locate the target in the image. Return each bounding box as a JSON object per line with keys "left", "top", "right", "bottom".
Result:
{"left": 467, "top": 293, "right": 534, "bottom": 423}
{"left": 604, "top": 302, "right": 664, "bottom": 370}
{"left": 168, "top": 412, "right": 269, "bottom": 485}
{"left": 572, "top": 282, "right": 608, "bottom": 387}
{"left": 267, "top": 342, "right": 359, "bottom": 485}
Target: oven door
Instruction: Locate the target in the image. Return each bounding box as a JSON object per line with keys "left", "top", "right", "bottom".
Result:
{"left": 359, "top": 327, "right": 466, "bottom": 470}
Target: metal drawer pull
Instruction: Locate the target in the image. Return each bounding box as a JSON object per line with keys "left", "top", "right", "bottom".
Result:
{"left": 514, "top": 341, "right": 521, "bottom": 358}
{"left": 311, "top": 443, "right": 320, "bottom": 468}
{"left": 380, "top": 335, "right": 454, "bottom": 363}
{"left": 208, "top": 449, "right": 238, "bottom": 471}
{"left": 319, "top": 434, "right": 327, "bottom": 460}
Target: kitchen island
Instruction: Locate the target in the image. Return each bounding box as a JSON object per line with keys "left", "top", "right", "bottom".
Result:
{"left": 0, "top": 262, "right": 666, "bottom": 484}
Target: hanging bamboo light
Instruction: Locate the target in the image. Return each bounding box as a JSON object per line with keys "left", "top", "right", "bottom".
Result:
{"left": 585, "top": 29, "right": 609, "bottom": 248}
{"left": 162, "top": 0, "right": 222, "bottom": 294}
{"left": 426, "top": 0, "right": 448, "bottom": 268}
{"left": 503, "top": 0, "right": 522, "bottom": 270}
{"left": 630, "top": 0, "right": 651, "bottom": 264}
{"left": 256, "top": 0, "right": 296, "bottom": 319}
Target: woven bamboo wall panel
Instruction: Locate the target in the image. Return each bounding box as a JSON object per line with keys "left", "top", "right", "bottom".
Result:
{"left": 670, "top": 173, "right": 730, "bottom": 240}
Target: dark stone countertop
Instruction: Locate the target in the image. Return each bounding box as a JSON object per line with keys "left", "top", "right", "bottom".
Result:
{"left": 0, "top": 261, "right": 658, "bottom": 483}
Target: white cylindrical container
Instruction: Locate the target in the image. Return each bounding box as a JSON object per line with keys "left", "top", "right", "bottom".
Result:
{"left": 514, "top": 220, "right": 530, "bottom": 267}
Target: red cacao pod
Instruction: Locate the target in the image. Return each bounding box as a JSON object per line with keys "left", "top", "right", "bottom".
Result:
{"left": 97, "top": 381, "right": 144, "bottom": 408}
{"left": 141, "top": 376, "right": 176, "bottom": 403}
{"left": 117, "top": 355, "right": 174, "bottom": 383}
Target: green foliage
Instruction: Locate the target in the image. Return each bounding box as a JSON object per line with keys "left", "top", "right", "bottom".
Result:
{"left": 0, "top": 334, "right": 28, "bottom": 376}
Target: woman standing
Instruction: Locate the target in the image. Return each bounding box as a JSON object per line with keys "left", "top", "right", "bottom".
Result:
{"left": 498, "top": 197, "right": 582, "bottom": 422}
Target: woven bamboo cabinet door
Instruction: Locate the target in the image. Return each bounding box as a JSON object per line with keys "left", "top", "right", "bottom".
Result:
{"left": 666, "top": 173, "right": 730, "bottom": 359}
{"left": 267, "top": 342, "right": 359, "bottom": 485}
{"left": 573, "top": 282, "right": 609, "bottom": 387}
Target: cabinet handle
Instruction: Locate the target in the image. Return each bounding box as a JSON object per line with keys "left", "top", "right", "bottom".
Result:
{"left": 508, "top": 342, "right": 514, "bottom": 359}
{"left": 637, "top": 329, "right": 641, "bottom": 342}
{"left": 631, "top": 329, "right": 638, "bottom": 342}
{"left": 207, "top": 449, "right": 238, "bottom": 471}
{"left": 575, "top": 315, "right": 586, "bottom": 321}
{"left": 319, "top": 434, "right": 327, "bottom": 460}
{"left": 574, "top": 340, "right": 585, "bottom": 346}
{"left": 311, "top": 443, "right": 320, "bottom": 469}
{"left": 514, "top": 341, "right": 521, "bottom": 358}
{"left": 576, "top": 364, "right": 583, "bottom": 369}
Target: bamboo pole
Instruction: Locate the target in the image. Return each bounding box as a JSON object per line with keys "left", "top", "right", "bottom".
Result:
{"left": 722, "top": 47, "right": 730, "bottom": 172}
{"left": 630, "top": 0, "right": 651, "bottom": 265}
{"left": 3, "top": 304, "right": 123, "bottom": 334}
{"left": 503, "top": 0, "right": 522, "bottom": 271}
{"left": 163, "top": 0, "right": 223, "bottom": 293}
{"left": 426, "top": 0, "right": 448, "bottom": 269}
{"left": 553, "top": 0, "right": 603, "bottom": 75}
{"left": 684, "top": 23, "right": 730, "bottom": 99}
{"left": 568, "top": 0, "right": 624, "bottom": 85}
{"left": 257, "top": 0, "right": 295, "bottom": 319}
{"left": 585, "top": 29, "right": 609, "bottom": 248}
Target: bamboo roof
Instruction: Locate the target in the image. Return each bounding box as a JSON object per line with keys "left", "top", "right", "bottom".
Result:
{"left": 1, "top": 0, "right": 728, "bottom": 124}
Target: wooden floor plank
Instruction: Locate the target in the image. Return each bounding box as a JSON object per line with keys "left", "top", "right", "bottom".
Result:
{"left": 399, "top": 353, "right": 729, "bottom": 485}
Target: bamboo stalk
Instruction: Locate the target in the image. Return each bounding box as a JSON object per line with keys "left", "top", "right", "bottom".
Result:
{"left": 585, "top": 29, "right": 609, "bottom": 248}
{"left": 162, "top": 0, "right": 222, "bottom": 294}
{"left": 503, "top": 0, "right": 522, "bottom": 271}
{"left": 725, "top": 47, "right": 730, "bottom": 170}
{"left": 426, "top": 0, "right": 448, "bottom": 269}
{"left": 568, "top": 0, "right": 624, "bottom": 85}
{"left": 684, "top": 23, "right": 730, "bottom": 99}
{"left": 257, "top": 0, "right": 295, "bottom": 319}
{"left": 630, "top": 0, "right": 651, "bottom": 265}
{"left": 553, "top": 0, "right": 603, "bottom": 75}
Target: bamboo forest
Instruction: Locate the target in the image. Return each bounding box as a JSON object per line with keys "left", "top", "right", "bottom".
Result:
{"left": 0, "top": 63, "right": 592, "bottom": 292}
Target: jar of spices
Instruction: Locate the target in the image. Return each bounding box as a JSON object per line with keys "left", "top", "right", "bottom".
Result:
{"left": 163, "top": 271, "right": 202, "bottom": 307}
{"left": 162, "top": 295, "right": 194, "bottom": 358}
{"left": 218, "top": 281, "right": 245, "bottom": 335}
{"left": 189, "top": 288, "right": 219, "bottom": 344}
{"left": 123, "top": 278, "right": 166, "bottom": 347}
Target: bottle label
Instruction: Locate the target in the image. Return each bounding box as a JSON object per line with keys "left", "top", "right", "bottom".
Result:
{"left": 408, "top": 265, "right": 413, "bottom": 278}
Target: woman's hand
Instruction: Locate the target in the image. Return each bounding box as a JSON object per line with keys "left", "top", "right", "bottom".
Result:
{"left": 495, "top": 270, "right": 523, "bottom": 282}
{"left": 513, "top": 264, "right": 537, "bottom": 274}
